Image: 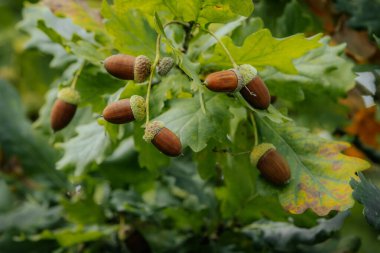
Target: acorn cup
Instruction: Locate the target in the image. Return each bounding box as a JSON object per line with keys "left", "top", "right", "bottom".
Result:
{"left": 50, "top": 87, "right": 80, "bottom": 132}
{"left": 250, "top": 143, "right": 291, "bottom": 185}
{"left": 103, "top": 54, "right": 151, "bottom": 82}
{"left": 102, "top": 95, "right": 146, "bottom": 124}
{"left": 143, "top": 121, "right": 182, "bottom": 157}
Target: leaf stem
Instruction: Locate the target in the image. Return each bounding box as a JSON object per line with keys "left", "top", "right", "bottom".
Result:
{"left": 145, "top": 34, "right": 161, "bottom": 125}
{"left": 250, "top": 113, "right": 259, "bottom": 146}
{"left": 206, "top": 29, "right": 238, "bottom": 69}
{"left": 70, "top": 62, "right": 84, "bottom": 90}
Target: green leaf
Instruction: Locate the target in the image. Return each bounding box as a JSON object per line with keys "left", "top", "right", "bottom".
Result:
{"left": 61, "top": 198, "right": 105, "bottom": 225}
{"left": 0, "top": 80, "right": 63, "bottom": 184}
{"left": 101, "top": 1, "right": 157, "bottom": 59}
{"left": 215, "top": 121, "right": 257, "bottom": 218}
{"left": 262, "top": 38, "right": 356, "bottom": 102}
{"left": 275, "top": 0, "right": 322, "bottom": 37}
{"left": 150, "top": 71, "right": 192, "bottom": 116}
{"left": 156, "top": 93, "right": 234, "bottom": 152}
{"left": 0, "top": 202, "right": 61, "bottom": 232}
{"left": 256, "top": 116, "right": 370, "bottom": 215}
{"left": 204, "top": 29, "right": 322, "bottom": 74}
{"left": 350, "top": 173, "right": 380, "bottom": 231}
{"left": 76, "top": 66, "right": 124, "bottom": 113}
{"left": 57, "top": 121, "right": 111, "bottom": 176}
{"left": 335, "top": 0, "right": 380, "bottom": 37}
{"left": 163, "top": 0, "right": 253, "bottom": 26}
{"left": 242, "top": 211, "right": 349, "bottom": 252}
{"left": 31, "top": 225, "right": 117, "bottom": 247}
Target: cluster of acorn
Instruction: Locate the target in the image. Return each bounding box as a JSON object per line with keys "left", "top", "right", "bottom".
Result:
{"left": 50, "top": 53, "right": 290, "bottom": 185}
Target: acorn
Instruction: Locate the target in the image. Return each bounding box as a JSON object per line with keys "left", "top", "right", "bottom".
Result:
{"left": 50, "top": 87, "right": 80, "bottom": 132}
{"left": 240, "top": 76, "right": 271, "bottom": 110}
{"left": 143, "top": 121, "right": 182, "bottom": 157}
{"left": 250, "top": 143, "right": 291, "bottom": 185}
{"left": 103, "top": 54, "right": 151, "bottom": 82}
{"left": 103, "top": 95, "right": 145, "bottom": 124}
{"left": 157, "top": 57, "right": 174, "bottom": 76}
{"left": 204, "top": 69, "right": 243, "bottom": 92}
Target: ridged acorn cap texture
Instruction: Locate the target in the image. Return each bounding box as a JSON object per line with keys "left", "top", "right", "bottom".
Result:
{"left": 134, "top": 55, "right": 151, "bottom": 83}
{"left": 238, "top": 64, "right": 257, "bottom": 86}
{"left": 130, "top": 95, "right": 146, "bottom": 121}
{"left": 143, "top": 121, "right": 165, "bottom": 142}
{"left": 250, "top": 143, "right": 276, "bottom": 167}
{"left": 57, "top": 87, "right": 80, "bottom": 105}
{"left": 157, "top": 57, "right": 175, "bottom": 76}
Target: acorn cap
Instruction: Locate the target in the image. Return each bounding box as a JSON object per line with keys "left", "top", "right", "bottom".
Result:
{"left": 157, "top": 57, "right": 175, "bottom": 76}
{"left": 238, "top": 64, "right": 257, "bottom": 86}
{"left": 130, "top": 95, "right": 146, "bottom": 121}
{"left": 134, "top": 55, "right": 151, "bottom": 83}
{"left": 229, "top": 68, "right": 244, "bottom": 92}
{"left": 143, "top": 121, "right": 165, "bottom": 142}
{"left": 57, "top": 87, "right": 80, "bottom": 105}
{"left": 250, "top": 143, "right": 276, "bottom": 167}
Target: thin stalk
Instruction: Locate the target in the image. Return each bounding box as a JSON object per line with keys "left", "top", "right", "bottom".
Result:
{"left": 206, "top": 29, "right": 238, "bottom": 69}
{"left": 70, "top": 63, "right": 84, "bottom": 90}
{"left": 145, "top": 34, "right": 162, "bottom": 125}
{"left": 249, "top": 113, "right": 259, "bottom": 146}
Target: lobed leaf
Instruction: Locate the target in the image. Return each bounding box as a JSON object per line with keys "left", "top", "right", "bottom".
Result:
{"left": 156, "top": 92, "right": 234, "bottom": 152}
{"left": 101, "top": 1, "right": 157, "bottom": 59}
{"left": 350, "top": 173, "right": 380, "bottom": 231}
{"left": 57, "top": 121, "right": 111, "bottom": 176}
{"left": 256, "top": 116, "right": 370, "bottom": 215}
{"left": 204, "top": 29, "right": 322, "bottom": 74}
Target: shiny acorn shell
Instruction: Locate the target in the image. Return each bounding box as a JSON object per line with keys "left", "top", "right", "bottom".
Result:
{"left": 204, "top": 70, "right": 240, "bottom": 92}
{"left": 104, "top": 54, "right": 135, "bottom": 80}
{"left": 152, "top": 127, "right": 182, "bottom": 157}
{"left": 50, "top": 99, "right": 77, "bottom": 132}
{"left": 240, "top": 76, "right": 271, "bottom": 110}
{"left": 251, "top": 144, "right": 291, "bottom": 185}
{"left": 103, "top": 99, "right": 135, "bottom": 124}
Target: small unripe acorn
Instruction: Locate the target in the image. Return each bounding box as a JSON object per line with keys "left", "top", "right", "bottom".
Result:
{"left": 103, "top": 95, "right": 146, "bottom": 124}
{"left": 143, "top": 121, "right": 182, "bottom": 157}
{"left": 250, "top": 143, "right": 291, "bottom": 185}
{"left": 157, "top": 57, "right": 174, "bottom": 76}
{"left": 240, "top": 76, "right": 271, "bottom": 110}
{"left": 50, "top": 87, "right": 80, "bottom": 132}
{"left": 103, "top": 54, "right": 151, "bottom": 82}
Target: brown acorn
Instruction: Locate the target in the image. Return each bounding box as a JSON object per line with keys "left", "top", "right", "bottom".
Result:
{"left": 240, "top": 76, "right": 270, "bottom": 110}
{"left": 204, "top": 69, "right": 242, "bottom": 92}
{"left": 50, "top": 87, "right": 80, "bottom": 132}
{"left": 103, "top": 95, "right": 145, "bottom": 124}
{"left": 143, "top": 121, "right": 182, "bottom": 157}
{"left": 103, "top": 54, "right": 151, "bottom": 82}
{"left": 250, "top": 143, "right": 291, "bottom": 185}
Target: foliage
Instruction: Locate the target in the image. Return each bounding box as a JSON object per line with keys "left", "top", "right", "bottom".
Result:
{"left": 0, "top": 0, "right": 378, "bottom": 252}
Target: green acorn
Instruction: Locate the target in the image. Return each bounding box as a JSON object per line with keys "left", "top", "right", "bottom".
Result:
{"left": 157, "top": 57, "right": 175, "bottom": 76}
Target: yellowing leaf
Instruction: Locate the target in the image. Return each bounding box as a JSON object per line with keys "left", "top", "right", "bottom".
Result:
{"left": 256, "top": 116, "right": 370, "bottom": 215}
{"left": 205, "top": 29, "right": 322, "bottom": 74}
